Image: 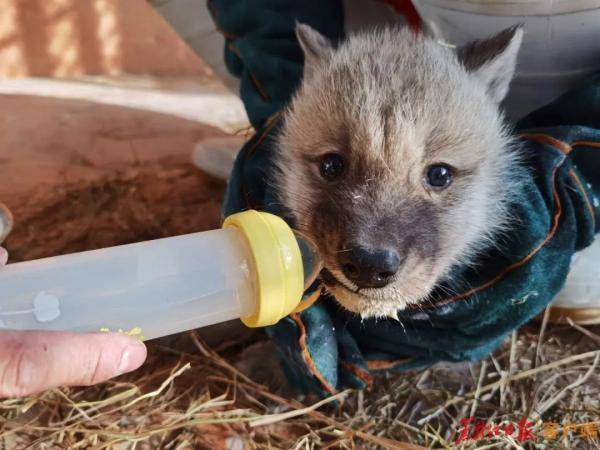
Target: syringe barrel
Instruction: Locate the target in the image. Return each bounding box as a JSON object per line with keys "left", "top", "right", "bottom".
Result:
{"left": 0, "top": 228, "right": 256, "bottom": 340}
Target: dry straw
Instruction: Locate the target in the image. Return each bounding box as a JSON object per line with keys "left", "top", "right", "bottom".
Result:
{"left": 1, "top": 312, "right": 599, "bottom": 449}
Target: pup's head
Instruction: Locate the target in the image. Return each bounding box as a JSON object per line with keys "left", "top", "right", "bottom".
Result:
{"left": 275, "top": 25, "right": 524, "bottom": 318}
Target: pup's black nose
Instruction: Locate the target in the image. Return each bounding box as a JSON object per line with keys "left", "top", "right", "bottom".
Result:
{"left": 339, "top": 244, "right": 401, "bottom": 288}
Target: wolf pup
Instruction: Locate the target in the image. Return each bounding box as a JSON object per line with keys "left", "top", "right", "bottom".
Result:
{"left": 274, "top": 24, "right": 524, "bottom": 319}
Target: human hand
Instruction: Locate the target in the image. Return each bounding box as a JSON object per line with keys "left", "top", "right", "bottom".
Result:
{"left": 0, "top": 248, "right": 147, "bottom": 398}
{"left": 0, "top": 329, "right": 147, "bottom": 398}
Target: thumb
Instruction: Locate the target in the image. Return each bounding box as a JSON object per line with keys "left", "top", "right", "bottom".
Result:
{"left": 0, "top": 330, "right": 147, "bottom": 398}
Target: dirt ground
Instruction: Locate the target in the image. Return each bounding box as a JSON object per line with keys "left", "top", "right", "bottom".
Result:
{"left": 0, "top": 0, "right": 242, "bottom": 263}
{"left": 0, "top": 93, "right": 227, "bottom": 262}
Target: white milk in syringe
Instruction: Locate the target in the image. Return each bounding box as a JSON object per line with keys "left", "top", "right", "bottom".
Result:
{"left": 0, "top": 211, "right": 322, "bottom": 339}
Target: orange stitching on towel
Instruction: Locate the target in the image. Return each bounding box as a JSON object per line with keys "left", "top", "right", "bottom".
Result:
{"left": 242, "top": 114, "right": 281, "bottom": 209}
{"left": 366, "top": 357, "right": 414, "bottom": 371}
{"left": 518, "top": 133, "right": 572, "bottom": 154}
{"left": 340, "top": 361, "right": 374, "bottom": 387}
{"left": 292, "top": 286, "right": 324, "bottom": 314}
{"left": 568, "top": 169, "right": 596, "bottom": 231}
{"left": 227, "top": 43, "right": 272, "bottom": 102}
{"left": 572, "top": 140, "right": 600, "bottom": 150}
{"left": 290, "top": 313, "right": 337, "bottom": 395}
{"left": 206, "top": 0, "right": 241, "bottom": 40}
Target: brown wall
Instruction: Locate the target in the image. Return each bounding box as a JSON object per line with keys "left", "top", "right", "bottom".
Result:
{"left": 0, "top": 0, "right": 211, "bottom": 77}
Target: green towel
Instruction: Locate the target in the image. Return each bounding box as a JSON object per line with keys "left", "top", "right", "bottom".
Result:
{"left": 210, "top": 0, "right": 600, "bottom": 395}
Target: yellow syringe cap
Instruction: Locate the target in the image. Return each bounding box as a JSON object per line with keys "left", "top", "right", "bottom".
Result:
{"left": 222, "top": 210, "right": 304, "bottom": 327}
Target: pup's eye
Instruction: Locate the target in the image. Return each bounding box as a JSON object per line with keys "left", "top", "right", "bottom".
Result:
{"left": 319, "top": 153, "right": 345, "bottom": 181}
{"left": 425, "top": 164, "right": 453, "bottom": 189}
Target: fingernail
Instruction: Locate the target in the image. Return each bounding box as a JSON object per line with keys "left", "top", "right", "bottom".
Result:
{"left": 118, "top": 340, "right": 147, "bottom": 374}
{"left": 0, "top": 247, "right": 8, "bottom": 266}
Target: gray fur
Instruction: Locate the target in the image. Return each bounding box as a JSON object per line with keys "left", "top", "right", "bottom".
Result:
{"left": 295, "top": 22, "right": 334, "bottom": 79}
{"left": 458, "top": 25, "right": 524, "bottom": 103}
{"left": 274, "top": 25, "right": 524, "bottom": 318}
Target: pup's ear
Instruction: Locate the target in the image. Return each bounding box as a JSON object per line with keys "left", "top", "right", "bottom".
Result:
{"left": 295, "top": 22, "right": 333, "bottom": 78}
{"left": 458, "top": 25, "right": 524, "bottom": 103}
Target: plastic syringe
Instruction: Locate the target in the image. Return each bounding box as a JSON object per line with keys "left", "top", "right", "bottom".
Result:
{"left": 0, "top": 211, "right": 322, "bottom": 340}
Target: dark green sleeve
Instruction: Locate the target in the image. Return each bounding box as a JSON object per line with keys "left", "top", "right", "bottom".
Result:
{"left": 207, "top": 0, "right": 344, "bottom": 130}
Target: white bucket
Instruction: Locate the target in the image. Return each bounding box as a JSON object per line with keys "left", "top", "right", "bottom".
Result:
{"left": 411, "top": 0, "right": 600, "bottom": 119}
